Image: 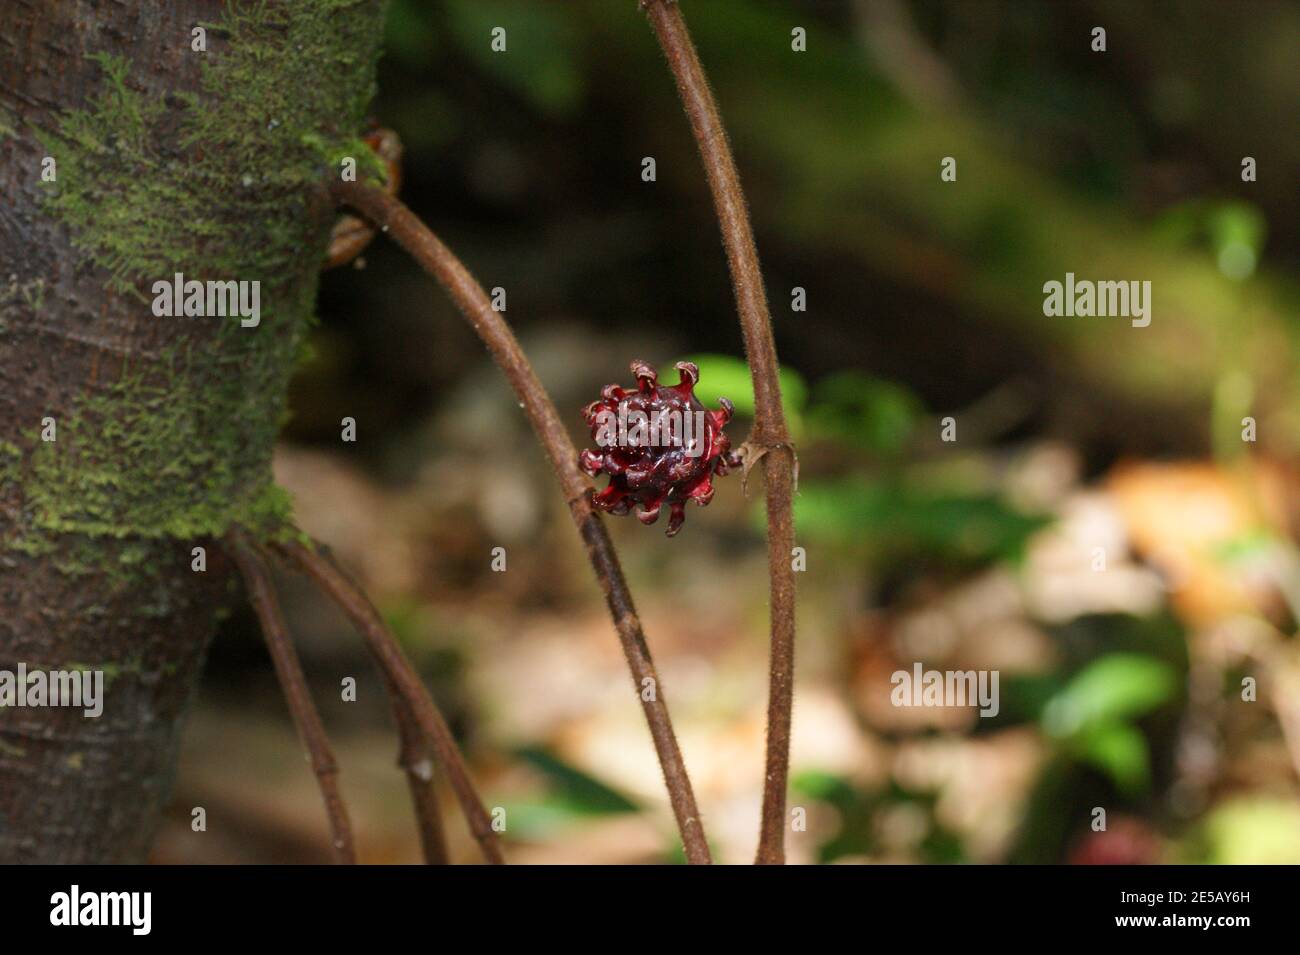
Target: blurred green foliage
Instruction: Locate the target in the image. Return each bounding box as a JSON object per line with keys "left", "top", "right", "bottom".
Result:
{"left": 791, "top": 478, "right": 1047, "bottom": 566}
{"left": 687, "top": 353, "right": 1047, "bottom": 567}
{"left": 1184, "top": 798, "right": 1300, "bottom": 865}
{"left": 804, "top": 372, "right": 922, "bottom": 457}
{"left": 443, "top": 0, "right": 584, "bottom": 117}
{"left": 685, "top": 354, "right": 924, "bottom": 456}
{"left": 1041, "top": 654, "right": 1178, "bottom": 793}
{"left": 499, "top": 745, "right": 640, "bottom": 841}
{"left": 793, "top": 771, "right": 964, "bottom": 864}
{"left": 1152, "top": 199, "right": 1268, "bottom": 281}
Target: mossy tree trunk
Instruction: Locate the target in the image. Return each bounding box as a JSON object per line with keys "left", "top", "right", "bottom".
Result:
{"left": 0, "top": 0, "right": 387, "bottom": 862}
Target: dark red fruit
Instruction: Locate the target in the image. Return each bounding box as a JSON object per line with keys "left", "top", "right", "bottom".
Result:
{"left": 580, "top": 360, "right": 741, "bottom": 536}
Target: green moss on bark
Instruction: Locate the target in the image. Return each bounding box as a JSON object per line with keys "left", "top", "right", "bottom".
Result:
{"left": 25, "top": 0, "right": 388, "bottom": 544}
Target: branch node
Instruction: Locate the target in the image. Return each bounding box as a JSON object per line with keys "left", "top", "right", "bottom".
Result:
{"left": 736, "top": 439, "right": 799, "bottom": 497}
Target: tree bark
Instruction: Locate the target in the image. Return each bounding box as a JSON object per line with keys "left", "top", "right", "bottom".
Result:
{"left": 0, "top": 0, "right": 387, "bottom": 862}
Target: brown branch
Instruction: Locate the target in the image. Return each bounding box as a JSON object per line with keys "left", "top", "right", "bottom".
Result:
{"left": 226, "top": 531, "right": 357, "bottom": 864}
{"left": 642, "top": 0, "right": 798, "bottom": 864}
{"left": 382, "top": 667, "right": 450, "bottom": 864}
{"left": 328, "top": 179, "right": 712, "bottom": 864}
{"left": 274, "top": 538, "right": 504, "bottom": 864}
{"left": 402, "top": 759, "right": 450, "bottom": 864}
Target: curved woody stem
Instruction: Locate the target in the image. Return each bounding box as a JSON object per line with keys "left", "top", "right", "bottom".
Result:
{"left": 641, "top": 0, "right": 799, "bottom": 864}
{"left": 328, "top": 179, "right": 713, "bottom": 864}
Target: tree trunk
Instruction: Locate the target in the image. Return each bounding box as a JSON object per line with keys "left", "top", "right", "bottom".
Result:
{"left": 0, "top": 0, "right": 387, "bottom": 862}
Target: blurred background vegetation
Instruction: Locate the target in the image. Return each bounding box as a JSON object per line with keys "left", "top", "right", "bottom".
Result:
{"left": 156, "top": 0, "right": 1300, "bottom": 863}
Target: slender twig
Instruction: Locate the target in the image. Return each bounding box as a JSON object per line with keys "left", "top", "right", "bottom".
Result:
{"left": 381, "top": 667, "right": 450, "bottom": 864}
{"left": 402, "top": 760, "right": 450, "bottom": 864}
{"left": 226, "top": 530, "right": 357, "bottom": 864}
{"left": 642, "top": 0, "right": 798, "bottom": 864}
{"left": 274, "top": 538, "right": 504, "bottom": 864}
{"left": 328, "top": 179, "right": 712, "bottom": 864}
{"left": 275, "top": 551, "right": 451, "bottom": 866}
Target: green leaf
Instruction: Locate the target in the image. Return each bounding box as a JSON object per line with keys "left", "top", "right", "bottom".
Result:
{"left": 1072, "top": 720, "right": 1150, "bottom": 794}
{"left": 512, "top": 745, "right": 639, "bottom": 816}
{"left": 1041, "top": 653, "right": 1176, "bottom": 738}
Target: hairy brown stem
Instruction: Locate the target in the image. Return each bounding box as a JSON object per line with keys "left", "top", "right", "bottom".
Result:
{"left": 642, "top": 0, "right": 798, "bottom": 864}
{"left": 402, "top": 761, "right": 450, "bottom": 864}
{"left": 275, "top": 538, "right": 504, "bottom": 864}
{"left": 382, "top": 667, "right": 450, "bottom": 864}
{"left": 328, "top": 179, "right": 712, "bottom": 864}
{"left": 226, "top": 531, "right": 356, "bottom": 864}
